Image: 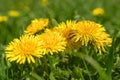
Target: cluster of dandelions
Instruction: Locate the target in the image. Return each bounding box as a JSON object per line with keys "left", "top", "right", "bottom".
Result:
{"left": 5, "top": 18, "right": 112, "bottom": 64}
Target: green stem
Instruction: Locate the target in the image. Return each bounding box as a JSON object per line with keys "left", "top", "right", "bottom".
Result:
{"left": 81, "top": 46, "right": 92, "bottom": 80}
{"left": 106, "top": 37, "right": 114, "bottom": 80}
{"left": 80, "top": 69, "right": 85, "bottom": 80}
{"left": 30, "top": 72, "right": 43, "bottom": 80}
{"left": 85, "top": 56, "right": 109, "bottom": 80}
{"left": 82, "top": 58, "right": 92, "bottom": 80}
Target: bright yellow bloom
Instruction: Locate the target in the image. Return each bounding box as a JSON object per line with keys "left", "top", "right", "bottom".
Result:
{"left": 73, "top": 20, "right": 112, "bottom": 53}
{"left": 0, "top": 16, "right": 8, "bottom": 22}
{"left": 25, "top": 18, "right": 49, "bottom": 35}
{"left": 92, "top": 8, "right": 104, "bottom": 16}
{"left": 53, "top": 20, "right": 78, "bottom": 49}
{"left": 37, "top": 30, "right": 66, "bottom": 55}
{"left": 5, "top": 35, "right": 43, "bottom": 64}
{"left": 8, "top": 10, "right": 20, "bottom": 17}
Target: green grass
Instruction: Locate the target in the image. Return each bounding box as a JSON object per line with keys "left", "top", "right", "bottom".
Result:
{"left": 0, "top": 0, "right": 120, "bottom": 80}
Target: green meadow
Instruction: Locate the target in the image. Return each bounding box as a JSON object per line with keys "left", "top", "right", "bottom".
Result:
{"left": 0, "top": 0, "right": 120, "bottom": 80}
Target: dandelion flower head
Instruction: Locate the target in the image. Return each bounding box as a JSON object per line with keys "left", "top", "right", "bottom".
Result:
{"left": 8, "top": 10, "right": 20, "bottom": 17}
{"left": 37, "top": 29, "right": 67, "bottom": 55}
{"left": 41, "top": 0, "right": 48, "bottom": 7}
{"left": 0, "top": 16, "right": 8, "bottom": 22}
{"left": 5, "top": 35, "right": 43, "bottom": 64}
{"left": 92, "top": 8, "right": 105, "bottom": 16}
{"left": 73, "top": 20, "right": 112, "bottom": 53}
{"left": 25, "top": 18, "right": 49, "bottom": 35}
{"left": 53, "top": 20, "right": 77, "bottom": 49}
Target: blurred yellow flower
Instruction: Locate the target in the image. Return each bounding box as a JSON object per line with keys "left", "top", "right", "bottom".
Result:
{"left": 41, "top": 0, "right": 48, "bottom": 7}
{"left": 53, "top": 20, "right": 77, "bottom": 49}
{"left": 73, "top": 20, "right": 112, "bottom": 53}
{"left": 37, "top": 30, "right": 66, "bottom": 55}
{"left": 8, "top": 10, "right": 20, "bottom": 17}
{"left": 0, "top": 16, "right": 8, "bottom": 22}
{"left": 25, "top": 18, "right": 49, "bottom": 35}
{"left": 92, "top": 8, "right": 104, "bottom": 16}
{"left": 5, "top": 35, "right": 43, "bottom": 64}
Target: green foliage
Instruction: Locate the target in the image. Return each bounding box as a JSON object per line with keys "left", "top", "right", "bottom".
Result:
{"left": 0, "top": 0, "right": 120, "bottom": 80}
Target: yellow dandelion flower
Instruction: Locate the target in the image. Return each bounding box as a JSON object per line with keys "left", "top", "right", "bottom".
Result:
{"left": 8, "top": 10, "right": 20, "bottom": 17}
{"left": 25, "top": 18, "right": 49, "bottom": 35}
{"left": 0, "top": 16, "right": 8, "bottom": 22}
{"left": 41, "top": 0, "right": 48, "bottom": 7}
{"left": 92, "top": 8, "right": 104, "bottom": 16}
{"left": 73, "top": 20, "right": 112, "bottom": 52}
{"left": 93, "top": 32, "right": 112, "bottom": 52}
{"left": 37, "top": 30, "right": 66, "bottom": 55}
{"left": 5, "top": 35, "right": 43, "bottom": 64}
{"left": 53, "top": 20, "right": 79, "bottom": 49}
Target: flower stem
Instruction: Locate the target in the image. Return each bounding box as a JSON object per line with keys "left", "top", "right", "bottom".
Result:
{"left": 82, "top": 58, "right": 92, "bottom": 80}
{"left": 81, "top": 46, "right": 92, "bottom": 80}
{"left": 80, "top": 70, "right": 85, "bottom": 80}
